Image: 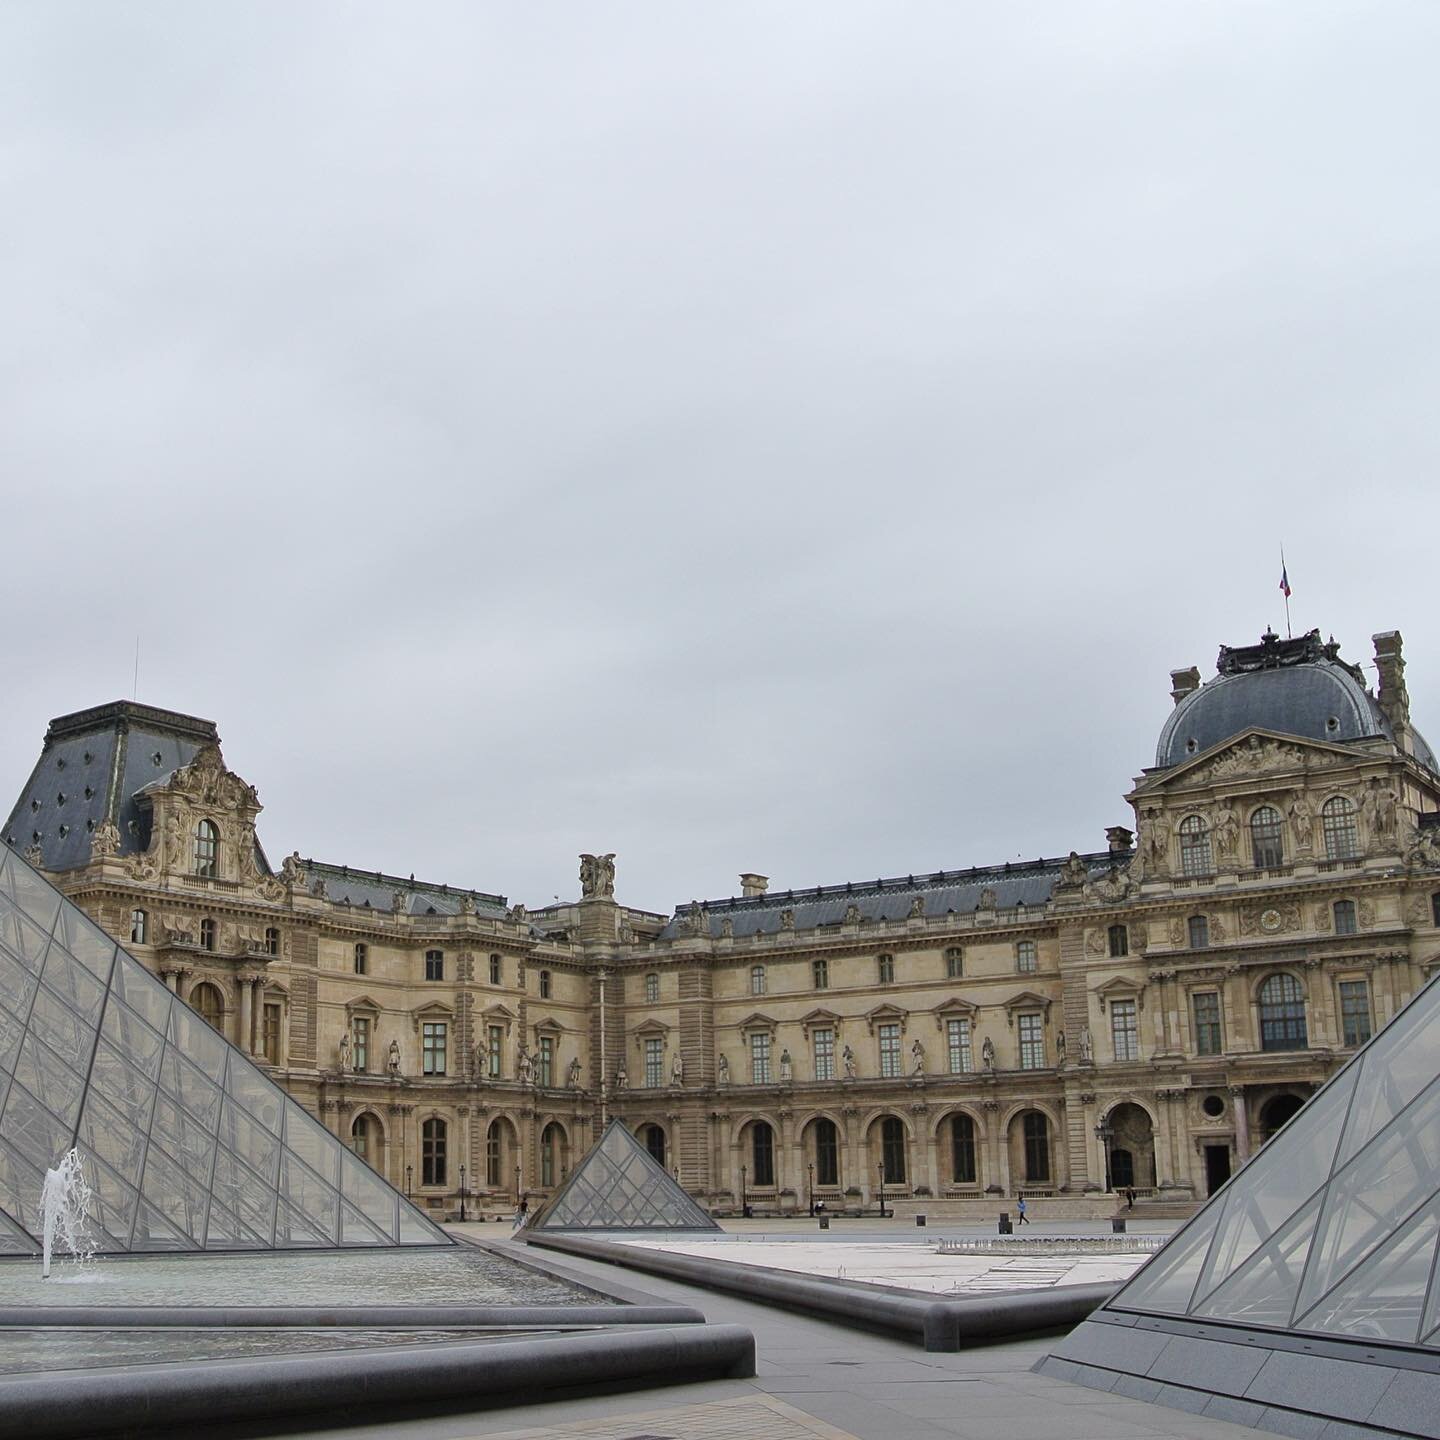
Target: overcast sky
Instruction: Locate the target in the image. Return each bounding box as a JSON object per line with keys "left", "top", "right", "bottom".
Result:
{"left": 4, "top": 4, "right": 1439, "bottom": 914}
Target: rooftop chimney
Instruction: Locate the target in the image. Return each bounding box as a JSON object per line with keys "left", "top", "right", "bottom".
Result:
{"left": 1373, "top": 631, "right": 1413, "bottom": 752}
{"left": 739, "top": 873, "right": 769, "bottom": 899}
{"left": 1170, "top": 666, "right": 1201, "bottom": 706}
{"left": 1106, "top": 826, "right": 1135, "bottom": 854}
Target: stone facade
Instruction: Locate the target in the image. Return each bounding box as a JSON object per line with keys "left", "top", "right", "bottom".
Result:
{"left": 9, "top": 629, "right": 1440, "bottom": 1221}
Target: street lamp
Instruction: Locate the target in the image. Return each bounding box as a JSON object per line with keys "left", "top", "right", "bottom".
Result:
{"left": 1094, "top": 1120, "right": 1114, "bottom": 1192}
{"left": 515, "top": 1164, "right": 521, "bottom": 1206}
{"left": 877, "top": 1161, "right": 887, "bottom": 1219}
{"left": 459, "top": 1163, "right": 467, "bottom": 1223}
{"left": 405, "top": 1163, "right": 412, "bottom": 1197}
{"left": 807, "top": 1161, "right": 815, "bottom": 1217}
{"left": 740, "top": 1164, "right": 748, "bottom": 1219}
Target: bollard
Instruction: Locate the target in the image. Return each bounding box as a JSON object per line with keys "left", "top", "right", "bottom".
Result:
{"left": 1112, "top": 1217, "right": 1127, "bottom": 1234}
{"left": 818, "top": 1215, "right": 830, "bottom": 1230}
{"left": 998, "top": 1212, "right": 1012, "bottom": 1235}
{"left": 916, "top": 1215, "right": 926, "bottom": 1227}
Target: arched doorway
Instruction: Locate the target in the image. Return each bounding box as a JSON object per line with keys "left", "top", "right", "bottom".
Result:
{"left": 639, "top": 1123, "right": 666, "bottom": 1169}
{"left": 945, "top": 1111, "right": 980, "bottom": 1186}
{"left": 540, "top": 1122, "right": 569, "bottom": 1188}
{"left": 350, "top": 1111, "right": 386, "bottom": 1172}
{"left": 1008, "top": 1109, "right": 1052, "bottom": 1188}
{"left": 486, "top": 1116, "right": 520, "bottom": 1197}
{"left": 867, "top": 1114, "right": 908, "bottom": 1187}
{"left": 190, "top": 981, "right": 224, "bottom": 1032}
{"left": 1105, "top": 1102, "right": 1156, "bottom": 1191}
{"left": 804, "top": 1116, "right": 841, "bottom": 1190}
{"left": 1259, "top": 1092, "right": 1306, "bottom": 1143}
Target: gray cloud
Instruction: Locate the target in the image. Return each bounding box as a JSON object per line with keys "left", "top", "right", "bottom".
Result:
{"left": 4, "top": 3, "right": 1439, "bottom": 912}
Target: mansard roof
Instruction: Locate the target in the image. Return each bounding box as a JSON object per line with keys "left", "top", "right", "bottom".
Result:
{"left": 289, "top": 859, "right": 507, "bottom": 918}
{"left": 657, "top": 849, "right": 1126, "bottom": 941}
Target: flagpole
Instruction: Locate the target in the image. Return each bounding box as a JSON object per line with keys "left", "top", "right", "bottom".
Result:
{"left": 1281, "top": 547, "right": 1292, "bottom": 638}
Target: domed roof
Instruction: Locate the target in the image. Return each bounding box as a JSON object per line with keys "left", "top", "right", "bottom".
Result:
{"left": 1155, "top": 630, "right": 1438, "bottom": 772}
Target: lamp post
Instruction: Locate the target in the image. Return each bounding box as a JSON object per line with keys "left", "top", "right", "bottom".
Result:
{"left": 740, "top": 1164, "right": 748, "bottom": 1219}
{"left": 459, "top": 1163, "right": 467, "bottom": 1222}
{"left": 877, "top": 1161, "right": 887, "bottom": 1219}
{"left": 1094, "top": 1120, "right": 1114, "bottom": 1192}
{"left": 405, "top": 1163, "right": 412, "bottom": 1197}
{"left": 807, "top": 1161, "right": 815, "bottom": 1217}
{"left": 515, "top": 1164, "right": 521, "bottom": 1206}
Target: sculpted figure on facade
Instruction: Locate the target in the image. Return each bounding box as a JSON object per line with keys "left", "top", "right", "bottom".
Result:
{"left": 387, "top": 1038, "right": 401, "bottom": 1075}
{"left": 1079, "top": 1025, "right": 1093, "bottom": 1063}
{"left": 89, "top": 819, "right": 122, "bottom": 859}
{"left": 908, "top": 896, "right": 925, "bottom": 918}
{"left": 779, "top": 908, "right": 795, "bottom": 931}
{"left": 910, "top": 1037, "right": 925, "bottom": 1075}
{"left": 1214, "top": 801, "right": 1241, "bottom": 860}
{"left": 391, "top": 889, "right": 408, "bottom": 915}
{"left": 1058, "top": 851, "right": 1088, "bottom": 888}
{"left": 778, "top": 1049, "right": 792, "bottom": 1082}
{"left": 1288, "top": 793, "right": 1314, "bottom": 852}
{"left": 671, "top": 1050, "right": 685, "bottom": 1086}
{"left": 614, "top": 1062, "right": 628, "bottom": 1091}
{"left": 459, "top": 893, "right": 476, "bottom": 915}
{"left": 1406, "top": 827, "right": 1440, "bottom": 870}
{"left": 579, "top": 853, "right": 616, "bottom": 899}
{"left": 164, "top": 813, "right": 185, "bottom": 869}
{"left": 567, "top": 1055, "right": 583, "bottom": 1089}
{"left": 280, "top": 851, "right": 306, "bottom": 887}
{"left": 977, "top": 886, "right": 998, "bottom": 911}
{"left": 981, "top": 1036, "right": 995, "bottom": 1071}
{"left": 1055, "top": 1028, "right": 1067, "bottom": 1066}
{"left": 719, "top": 916, "right": 734, "bottom": 938}
{"left": 717, "top": 1053, "right": 729, "bottom": 1085}
{"left": 842, "top": 1044, "right": 856, "bottom": 1078}
{"left": 517, "top": 1046, "right": 533, "bottom": 1086}
{"left": 337, "top": 1030, "right": 352, "bottom": 1072}
{"left": 844, "top": 904, "right": 861, "bottom": 925}
{"left": 1141, "top": 808, "right": 1171, "bottom": 875}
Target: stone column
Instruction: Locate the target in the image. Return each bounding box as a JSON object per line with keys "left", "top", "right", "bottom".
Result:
{"left": 1232, "top": 1086, "right": 1251, "bottom": 1162}
{"left": 160, "top": 968, "right": 179, "bottom": 993}
{"left": 1152, "top": 1090, "right": 1176, "bottom": 1187}
{"left": 1305, "top": 960, "right": 1330, "bottom": 1047}
{"left": 238, "top": 975, "right": 254, "bottom": 1054}
{"left": 983, "top": 1100, "right": 1005, "bottom": 1194}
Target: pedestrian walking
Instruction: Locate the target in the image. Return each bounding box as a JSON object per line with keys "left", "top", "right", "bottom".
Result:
{"left": 1016, "top": 1195, "right": 1030, "bottom": 1226}
{"left": 512, "top": 1196, "right": 529, "bottom": 1231}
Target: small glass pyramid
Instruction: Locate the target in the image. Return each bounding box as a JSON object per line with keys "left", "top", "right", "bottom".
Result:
{"left": 1109, "top": 971, "right": 1440, "bottom": 1347}
{"left": 530, "top": 1118, "right": 720, "bottom": 1232}
{"left": 0, "top": 845, "right": 450, "bottom": 1252}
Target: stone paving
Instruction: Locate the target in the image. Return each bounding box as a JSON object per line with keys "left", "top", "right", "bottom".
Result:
{"left": 278, "top": 1233, "right": 1272, "bottom": 1440}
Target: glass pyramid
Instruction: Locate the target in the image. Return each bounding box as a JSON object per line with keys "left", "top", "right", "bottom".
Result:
{"left": 0, "top": 844, "right": 450, "bottom": 1252}
{"left": 1109, "top": 971, "right": 1440, "bottom": 1348}
{"left": 530, "top": 1119, "right": 720, "bottom": 1232}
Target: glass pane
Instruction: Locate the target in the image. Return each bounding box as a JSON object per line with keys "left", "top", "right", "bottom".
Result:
{"left": 52, "top": 905, "right": 118, "bottom": 979}
{"left": 3, "top": 859, "right": 61, "bottom": 930}
{"left": 1296, "top": 1075, "right": 1440, "bottom": 1317}
{"left": 113, "top": 954, "right": 173, "bottom": 1034}
{"left": 0, "top": 906, "right": 52, "bottom": 972}
{"left": 1110, "top": 1200, "right": 1224, "bottom": 1316}
{"left": 85, "top": 1153, "right": 140, "bottom": 1249}
{"left": 283, "top": 1103, "right": 341, "bottom": 1188}
{"left": 140, "top": 1144, "right": 210, "bottom": 1241}
{"left": 279, "top": 1153, "right": 340, "bottom": 1242}
{"left": 0, "top": 1004, "right": 24, "bottom": 1075}
{"left": 203, "top": 1199, "right": 267, "bottom": 1250}
{"left": 157, "top": 1047, "right": 223, "bottom": 1131}
{"left": 217, "top": 1099, "right": 280, "bottom": 1185}
{"left": 89, "top": 1040, "right": 159, "bottom": 1131}
{"left": 0, "top": 1202, "right": 38, "bottom": 1255}
{"left": 102, "top": 998, "right": 166, "bottom": 1079}
{"left": 339, "top": 1151, "right": 398, "bottom": 1238}
{"left": 0, "top": 1139, "right": 45, "bottom": 1233}
{"left": 168, "top": 1002, "right": 228, "bottom": 1083}
{"left": 77, "top": 1088, "right": 148, "bottom": 1187}
{"left": 339, "top": 1199, "right": 393, "bottom": 1246}
{"left": 2, "top": 1079, "right": 73, "bottom": 1171}
{"left": 225, "top": 1051, "right": 285, "bottom": 1135}
{"left": 1192, "top": 1193, "right": 1323, "bottom": 1327}
{"left": 211, "top": 1150, "right": 277, "bottom": 1246}
{"left": 1296, "top": 1191, "right": 1440, "bottom": 1344}
{"left": 1190, "top": 1065, "right": 1357, "bottom": 1307}
{"left": 13, "top": 1034, "right": 86, "bottom": 1130}
{"left": 398, "top": 1207, "right": 446, "bottom": 1244}
{"left": 29, "top": 983, "right": 98, "bottom": 1063}
{"left": 0, "top": 948, "right": 37, "bottom": 1019}
{"left": 150, "top": 1093, "right": 217, "bottom": 1182}
{"left": 39, "top": 945, "right": 106, "bottom": 1025}
{"left": 130, "top": 1198, "right": 198, "bottom": 1252}
{"left": 1336, "top": 984, "right": 1440, "bottom": 1167}
{"left": 275, "top": 1200, "right": 333, "bottom": 1248}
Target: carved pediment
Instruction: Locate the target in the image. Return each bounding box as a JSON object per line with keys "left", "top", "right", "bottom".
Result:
{"left": 480, "top": 1002, "right": 517, "bottom": 1037}
{"left": 1141, "top": 729, "right": 1358, "bottom": 794}
{"left": 864, "top": 1002, "right": 908, "bottom": 1034}
{"left": 410, "top": 999, "right": 454, "bottom": 1033}
{"left": 799, "top": 1007, "right": 843, "bottom": 1038}
{"left": 1093, "top": 975, "right": 1145, "bottom": 1011}
{"left": 632, "top": 1016, "right": 669, "bottom": 1044}
{"left": 932, "top": 995, "right": 978, "bottom": 1029}
{"left": 737, "top": 1011, "right": 777, "bottom": 1036}
{"left": 345, "top": 993, "right": 383, "bottom": 1018}
{"left": 1002, "top": 990, "right": 1052, "bottom": 1025}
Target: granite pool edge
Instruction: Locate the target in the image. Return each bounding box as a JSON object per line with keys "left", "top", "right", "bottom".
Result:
{"left": 0, "top": 1301, "right": 704, "bottom": 1328}
{"left": 525, "top": 1231, "right": 1115, "bottom": 1351}
{"left": 0, "top": 1323, "right": 757, "bottom": 1439}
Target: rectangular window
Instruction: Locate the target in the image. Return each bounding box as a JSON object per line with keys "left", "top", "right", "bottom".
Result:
{"left": 813, "top": 1027, "right": 835, "bottom": 1081}
{"left": 1188, "top": 915, "right": 1209, "bottom": 949}
{"left": 1334, "top": 900, "right": 1357, "bottom": 935}
{"left": 945, "top": 948, "right": 963, "bottom": 978}
{"left": 645, "top": 973, "right": 659, "bottom": 1003}
{"left": 1192, "top": 992, "right": 1222, "bottom": 1056}
{"left": 262, "top": 1003, "right": 281, "bottom": 1064}
{"left": 487, "top": 1024, "right": 502, "bottom": 1078}
{"left": 422, "top": 1021, "right": 447, "bottom": 1076}
{"left": 750, "top": 1032, "right": 771, "bottom": 1084}
{"left": 538, "top": 1035, "right": 554, "bottom": 1087}
{"left": 812, "top": 958, "right": 829, "bottom": 990}
{"left": 946, "top": 1017, "right": 973, "bottom": 1074}
{"left": 644, "top": 1037, "right": 663, "bottom": 1088}
{"left": 1016, "top": 940, "right": 1037, "bottom": 973}
{"left": 489, "top": 954, "right": 501, "bottom": 985}
{"left": 1111, "top": 999, "right": 1139, "bottom": 1062}
{"left": 425, "top": 949, "right": 444, "bottom": 982}
{"left": 878, "top": 1022, "right": 902, "bottom": 1078}
{"left": 877, "top": 954, "right": 894, "bottom": 984}
{"left": 352, "top": 1016, "right": 369, "bottom": 1073}
{"left": 1018, "top": 1013, "right": 1045, "bottom": 1069}
{"left": 1339, "top": 980, "right": 1372, "bottom": 1047}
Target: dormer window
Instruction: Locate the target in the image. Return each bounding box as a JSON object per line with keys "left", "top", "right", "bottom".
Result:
{"left": 193, "top": 819, "right": 219, "bottom": 877}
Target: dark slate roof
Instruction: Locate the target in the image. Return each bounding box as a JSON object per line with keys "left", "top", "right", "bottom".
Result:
{"left": 3, "top": 702, "right": 220, "bottom": 872}
{"left": 658, "top": 851, "right": 1124, "bottom": 940}
{"left": 1155, "top": 631, "right": 1437, "bottom": 773}
{"left": 293, "top": 860, "right": 508, "bottom": 918}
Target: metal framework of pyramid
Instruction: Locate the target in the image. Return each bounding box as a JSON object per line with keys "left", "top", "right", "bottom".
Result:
{"left": 1041, "top": 972, "right": 1440, "bottom": 1440}
{"left": 0, "top": 844, "right": 450, "bottom": 1253}
{"left": 530, "top": 1118, "right": 720, "bottom": 1232}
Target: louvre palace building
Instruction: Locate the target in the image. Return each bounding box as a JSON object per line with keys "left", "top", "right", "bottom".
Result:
{"left": 7, "top": 625, "right": 1440, "bottom": 1221}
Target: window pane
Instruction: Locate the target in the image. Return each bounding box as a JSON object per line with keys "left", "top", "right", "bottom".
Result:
{"left": 1192, "top": 992, "right": 1222, "bottom": 1056}
{"left": 1111, "top": 1000, "right": 1138, "bottom": 1062}
{"left": 813, "top": 1028, "right": 834, "bottom": 1081}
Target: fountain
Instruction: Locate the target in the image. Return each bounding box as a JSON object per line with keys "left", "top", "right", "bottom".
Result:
{"left": 37, "top": 1149, "right": 94, "bottom": 1280}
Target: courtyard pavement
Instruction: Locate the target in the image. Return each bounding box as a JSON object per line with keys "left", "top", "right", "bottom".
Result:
{"left": 257, "top": 1220, "right": 1269, "bottom": 1440}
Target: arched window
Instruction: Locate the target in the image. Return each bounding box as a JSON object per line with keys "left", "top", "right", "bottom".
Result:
{"left": 421, "top": 1117, "right": 447, "bottom": 1187}
{"left": 486, "top": 1119, "right": 503, "bottom": 1188}
{"left": 1187, "top": 915, "right": 1209, "bottom": 949}
{"left": 751, "top": 1121, "right": 776, "bottom": 1187}
{"left": 541, "top": 1122, "right": 565, "bottom": 1187}
{"left": 129, "top": 909, "right": 148, "bottom": 945}
{"left": 642, "top": 1123, "right": 666, "bottom": 1168}
{"left": 264, "top": 927, "right": 279, "bottom": 957}
{"left": 880, "top": 1116, "right": 907, "bottom": 1184}
{"left": 945, "top": 947, "right": 963, "bottom": 978}
{"left": 193, "top": 819, "right": 219, "bottom": 877}
{"left": 645, "top": 973, "right": 659, "bottom": 1003}
{"left": 813, "top": 1118, "right": 839, "bottom": 1187}
{"left": 1179, "top": 815, "right": 1213, "bottom": 877}
{"left": 192, "top": 982, "right": 223, "bottom": 1031}
{"left": 351, "top": 1113, "right": 371, "bottom": 1162}
{"left": 1107, "top": 924, "right": 1128, "bottom": 958}
{"left": 1334, "top": 899, "right": 1357, "bottom": 935}
{"left": 951, "top": 1113, "right": 977, "bottom": 1184}
{"left": 877, "top": 953, "right": 895, "bottom": 984}
{"left": 199, "top": 917, "right": 217, "bottom": 952}
{"left": 539, "top": 970, "right": 552, "bottom": 1000}
{"left": 354, "top": 943, "right": 367, "bottom": 975}
{"left": 750, "top": 965, "right": 766, "bottom": 996}
{"left": 1250, "top": 806, "right": 1284, "bottom": 868}
{"left": 1259, "top": 973, "right": 1308, "bottom": 1051}
{"left": 1023, "top": 1111, "right": 1050, "bottom": 1184}
{"left": 1322, "top": 796, "right": 1360, "bottom": 860}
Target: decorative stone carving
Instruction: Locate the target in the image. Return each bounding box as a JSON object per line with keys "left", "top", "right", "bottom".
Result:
{"left": 517, "top": 1047, "right": 533, "bottom": 1086}
{"left": 1085, "top": 928, "right": 1105, "bottom": 956}
{"left": 1086, "top": 868, "right": 1136, "bottom": 903}
{"left": 842, "top": 1044, "right": 857, "bottom": 1078}
{"left": 1240, "top": 902, "right": 1301, "bottom": 937}
{"left": 779, "top": 908, "right": 795, "bottom": 932}
{"left": 909, "top": 896, "right": 925, "bottom": 918}
{"left": 391, "top": 889, "right": 408, "bottom": 915}
{"left": 672, "top": 1050, "right": 685, "bottom": 1086}
{"left": 1358, "top": 898, "right": 1376, "bottom": 929}
{"left": 579, "top": 853, "right": 616, "bottom": 898}
{"left": 717, "top": 1053, "right": 729, "bottom": 1085}
{"left": 614, "top": 1063, "right": 627, "bottom": 1091}
{"left": 280, "top": 851, "right": 306, "bottom": 887}
{"left": 1139, "top": 808, "right": 1171, "bottom": 876}
{"left": 1214, "top": 802, "right": 1241, "bottom": 861}
{"left": 23, "top": 843, "right": 43, "bottom": 867}
{"left": 843, "top": 904, "right": 861, "bottom": 924}
{"left": 977, "top": 887, "right": 998, "bottom": 910}
{"left": 337, "top": 1030, "right": 352, "bottom": 1071}
{"left": 508, "top": 902, "right": 528, "bottom": 922}
{"left": 1187, "top": 735, "right": 1318, "bottom": 784}
{"left": 1362, "top": 781, "right": 1399, "bottom": 843}
{"left": 778, "top": 1049, "right": 792, "bottom": 1082}
{"left": 1209, "top": 915, "right": 1226, "bottom": 943}
{"left": 1314, "top": 903, "right": 1332, "bottom": 932}
{"left": 387, "top": 1039, "right": 401, "bottom": 1076}
{"left": 1058, "top": 852, "right": 1088, "bottom": 888}
{"left": 1056, "top": 1028, "right": 1067, "bottom": 1065}
{"left": 309, "top": 875, "right": 327, "bottom": 899}
{"left": 911, "top": 1037, "right": 925, "bottom": 1074}
{"left": 1079, "top": 1025, "right": 1093, "bottom": 1063}
{"left": 1169, "top": 917, "right": 1185, "bottom": 948}
{"left": 1287, "top": 793, "right": 1314, "bottom": 853}
{"left": 89, "top": 819, "right": 121, "bottom": 859}
{"left": 567, "top": 1055, "right": 582, "bottom": 1088}
{"left": 981, "top": 1036, "right": 996, "bottom": 1071}
{"left": 124, "top": 851, "right": 160, "bottom": 882}
{"left": 459, "top": 893, "right": 476, "bottom": 915}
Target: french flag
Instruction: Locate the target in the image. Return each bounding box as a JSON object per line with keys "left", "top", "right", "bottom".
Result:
{"left": 1279, "top": 565, "right": 1292, "bottom": 599}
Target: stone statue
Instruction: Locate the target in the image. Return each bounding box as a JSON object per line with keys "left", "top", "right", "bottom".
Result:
{"left": 281, "top": 850, "right": 305, "bottom": 886}
{"left": 910, "top": 1038, "right": 925, "bottom": 1075}
{"left": 459, "top": 893, "right": 476, "bottom": 915}
{"left": 1142, "top": 809, "right": 1171, "bottom": 873}
{"left": 1288, "top": 793, "right": 1314, "bottom": 850}
{"left": 779, "top": 1049, "right": 793, "bottom": 1082}
{"left": 508, "top": 902, "right": 528, "bottom": 922}
{"left": 977, "top": 887, "right": 998, "bottom": 910}
{"left": 844, "top": 904, "right": 861, "bottom": 925}
{"left": 566, "top": 1055, "right": 582, "bottom": 1088}
{"left": 1059, "top": 851, "right": 1087, "bottom": 887}
{"left": 671, "top": 1050, "right": 685, "bottom": 1085}
{"left": 387, "top": 1038, "right": 401, "bottom": 1076}
{"left": 1369, "top": 783, "right": 1398, "bottom": 838}
{"left": 717, "top": 1053, "right": 730, "bottom": 1085}
{"left": 720, "top": 916, "right": 734, "bottom": 938}
{"left": 309, "top": 875, "right": 327, "bottom": 899}
{"left": 165, "top": 814, "right": 184, "bottom": 868}
{"left": 337, "top": 1030, "right": 352, "bottom": 1071}
{"left": 1215, "top": 803, "right": 1241, "bottom": 859}
{"left": 1079, "top": 1025, "right": 1093, "bottom": 1063}
{"left": 780, "top": 908, "right": 795, "bottom": 931}
{"left": 391, "top": 889, "right": 408, "bottom": 915}
{"left": 842, "top": 1044, "right": 856, "bottom": 1079}
{"left": 580, "top": 853, "right": 616, "bottom": 898}
{"left": 981, "top": 1036, "right": 996, "bottom": 1071}
{"left": 517, "top": 1047, "right": 533, "bottom": 1086}
{"left": 1056, "top": 1028, "right": 1067, "bottom": 1065}
{"left": 90, "top": 819, "right": 122, "bottom": 859}
{"left": 615, "top": 1063, "right": 628, "bottom": 1091}
{"left": 908, "top": 896, "right": 925, "bottom": 919}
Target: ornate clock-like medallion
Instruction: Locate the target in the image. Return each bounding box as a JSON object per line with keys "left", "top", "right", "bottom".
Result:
{"left": 1260, "top": 908, "right": 1284, "bottom": 934}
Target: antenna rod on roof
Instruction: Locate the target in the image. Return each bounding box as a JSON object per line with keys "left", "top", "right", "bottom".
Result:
{"left": 132, "top": 636, "right": 140, "bottom": 701}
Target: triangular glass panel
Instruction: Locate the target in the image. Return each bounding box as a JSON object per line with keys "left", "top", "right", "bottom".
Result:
{"left": 168, "top": 1003, "right": 228, "bottom": 1085}
{"left": 283, "top": 1103, "right": 341, "bottom": 1188}
{"left": 0, "top": 1140, "right": 45, "bottom": 1230}
{"left": 225, "top": 1051, "right": 285, "bottom": 1135}
{"left": 140, "top": 1143, "right": 210, "bottom": 1241}
{"left": 0, "top": 905, "right": 51, "bottom": 972}
{"left": 339, "top": 1198, "right": 392, "bottom": 1246}
{"left": 150, "top": 1092, "right": 217, "bottom": 1182}
{"left": 1296, "top": 1189, "right": 1440, "bottom": 1344}
{"left": 113, "top": 953, "right": 172, "bottom": 1034}
{"left": 203, "top": 1198, "right": 268, "bottom": 1250}
{"left": 102, "top": 997, "right": 166, "bottom": 1080}
{"left": 29, "top": 981, "right": 99, "bottom": 1062}
{"left": 88, "top": 1040, "right": 161, "bottom": 1131}
{"left": 131, "top": 1198, "right": 199, "bottom": 1252}
{"left": 0, "top": 949, "right": 37, "bottom": 1021}
{"left": 1192, "top": 1192, "right": 1324, "bottom": 1327}
{"left": 78, "top": 1088, "right": 149, "bottom": 1189}
{"left": 39, "top": 942, "right": 106, "bottom": 1024}
{"left": 275, "top": 1200, "right": 334, "bottom": 1248}
{"left": 211, "top": 1150, "right": 278, "bottom": 1247}
{"left": 51, "top": 904, "right": 118, "bottom": 980}
{"left": 157, "top": 1046, "right": 222, "bottom": 1130}
{"left": 84, "top": 1154, "right": 141, "bottom": 1250}
{"left": 2, "top": 1079, "right": 74, "bottom": 1170}
{"left": 339, "top": 1151, "right": 400, "bottom": 1240}
{"left": 278, "top": 1152, "right": 340, "bottom": 1242}
{"left": 2, "top": 857, "right": 61, "bottom": 931}
{"left": 1335, "top": 986, "right": 1440, "bottom": 1168}
{"left": 0, "top": 1004, "right": 24, "bottom": 1075}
